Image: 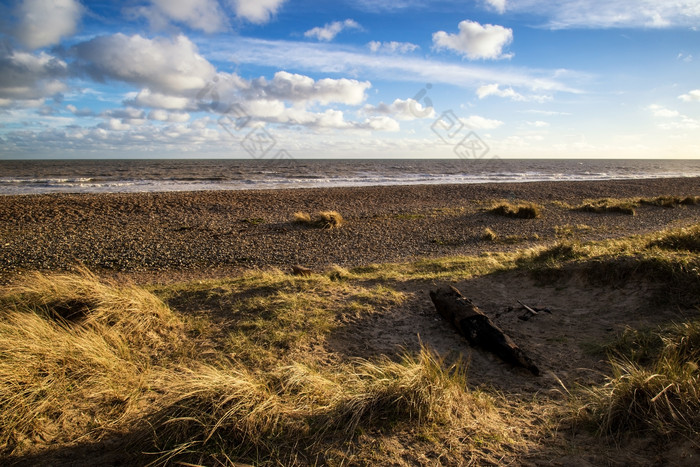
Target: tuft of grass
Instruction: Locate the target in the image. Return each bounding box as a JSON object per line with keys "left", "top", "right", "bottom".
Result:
{"left": 331, "top": 346, "right": 471, "bottom": 433}
{"left": 648, "top": 224, "right": 700, "bottom": 252}
{"left": 481, "top": 227, "right": 498, "bottom": 241}
{"left": 0, "top": 269, "right": 184, "bottom": 455}
{"left": 293, "top": 211, "right": 312, "bottom": 224}
{"left": 575, "top": 198, "right": 636, "bottom": 216}
{"left": 555, "top": 224, "right": 592, "bottom": 238}
{"left": 579, "top": 319, "right": 700, "bottom": 438}
{"left": 489, "top": 202, "right": 542, "bottom": 219}
{"left": 524, "top": 241, "right": 583, "bottom": 265}
{"left": 143, "top": 345, "right": 497, "bottom": 466}
{"left": 581, "top": 358, "right": 700, "bottom": 437}
{"left": 147, "top": 365, "right": 291, "bottom": 464}
{"left": 640, "top": 195, "right": 700, "bottom": 208}
{"left": 293, "top": 210, "right": 344, "bottom": 229}
{"left": 603, "top": 327, "right": 664, "bottom": 366}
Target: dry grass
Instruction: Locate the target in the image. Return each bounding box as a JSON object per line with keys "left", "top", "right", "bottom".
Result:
{"left": 0, "top": 269, "right": 185, "bottom": 455}
{"left": 639, "top": 195, "right": 700, "bottom": 207}
{"left": 293, "top": 210, "right": 344, "bottom": 229}
{"left": 6, "top": 222, "right": 700, "bottom": 463}
{"left": 143, "top": 345, "right": 514, "bottom": 466}
{"left": 648, "top": 224, "right": 700, "bottom": 252}
{"left": 579, "top": 320, "right": 700, "bottom": 438}
{"left": 488, "top": 201, "right": 542, "bottom": 219}
{"left": 0, "top": 267, "right": 528, "bottom": 465}
{"left": 481, "top": 227, "right": 498, "bottom": 241}
{"left": 575, "top": 198, "right": 637, "bottom": 215}
{"left": 554, "top": 223, "right": 592, "bottom": 238}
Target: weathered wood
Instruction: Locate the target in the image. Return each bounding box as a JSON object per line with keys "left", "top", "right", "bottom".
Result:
{"left": 429, "top": 286, "right": 539, "bottom": 375}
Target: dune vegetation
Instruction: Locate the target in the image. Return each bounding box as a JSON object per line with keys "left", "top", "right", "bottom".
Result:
{"left": 2, "top": 223, "right": 700, "bottom": 464}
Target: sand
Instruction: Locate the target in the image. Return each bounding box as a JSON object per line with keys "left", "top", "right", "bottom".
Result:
{"left": 3, "top": 178, "right": 700, "bottom": 465}
{"left": 1, "top": 177, "right": 700, "bottom": 283}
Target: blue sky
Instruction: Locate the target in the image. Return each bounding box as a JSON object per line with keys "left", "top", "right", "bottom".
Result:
{"left": 0, "top": 0, "right": 699, "bottom": 159}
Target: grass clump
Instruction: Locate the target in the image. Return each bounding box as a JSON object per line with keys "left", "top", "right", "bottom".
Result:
{"left": 481, "top": 227, "right": 498, "bottom": 241}
{"left": 489, "top": 202, "right": 542, "bottom": 219}
{"left": 144, "top": 346, "right": 495, "bottom": 466}
{"left": 294, "top": 210, "right": 344, "bottom": 229}
{"left": 640, "top": 195, "right": 700, "bottom": 208}
{"left": 533, "top": 242, "right": 581, "bottom": 263}
{"left": 332, "top": 347, "right": 471, "bottom": 433}
{"left": 575, "top": 198, "right": 636, "bottom": 215}
{"left": 555, "top": 224, "right": 592, "bottom": 238}
{"left": 648, "top": 224, "right": 700, "bottom": 252}
{"left": 0, "top": 269, "right": 184, "bottom": 455}
{"left": 580, "top": 319, "right": 700, "bottom": 438}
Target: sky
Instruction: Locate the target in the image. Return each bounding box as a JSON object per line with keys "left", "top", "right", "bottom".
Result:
{"left": 0, "top": 0, "right": 699, "bottom": 160}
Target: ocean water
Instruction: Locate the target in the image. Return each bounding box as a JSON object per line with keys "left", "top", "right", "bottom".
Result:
{"left": 1, "top": 159, "right": 700, "bottom": 195}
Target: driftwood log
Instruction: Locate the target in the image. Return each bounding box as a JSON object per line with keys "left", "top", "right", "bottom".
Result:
{"left": 429, "top": 286, "right": 539, "bottom": 375}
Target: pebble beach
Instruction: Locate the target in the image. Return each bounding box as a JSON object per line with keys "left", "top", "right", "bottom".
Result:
{"left": 1, "top": 177, "right": 700, "bottom": 283}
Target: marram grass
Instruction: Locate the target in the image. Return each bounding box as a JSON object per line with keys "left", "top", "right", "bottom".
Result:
{"left": 579, "top": 319, "right": 700, "bottom": 438}
{"left": 0, "top": 268, "right": 185, "bottom": 454}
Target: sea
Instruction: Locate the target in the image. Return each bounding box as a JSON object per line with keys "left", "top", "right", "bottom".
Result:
{"left": 1, "top": 159, "right": 700, "bottom": 196}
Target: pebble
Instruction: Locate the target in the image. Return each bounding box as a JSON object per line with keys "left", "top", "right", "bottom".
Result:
{"left": 1, "top": 179, "right": 699, "bottom": 283}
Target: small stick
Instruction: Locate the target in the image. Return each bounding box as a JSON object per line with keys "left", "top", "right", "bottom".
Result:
{"left": 518, "top": 300, "right": 538, "bottom": 316}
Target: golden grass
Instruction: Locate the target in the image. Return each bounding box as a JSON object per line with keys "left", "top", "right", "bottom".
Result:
{"left": 648, "top": 223, "right": 700, "bottom": 252}
{"left": 0, "top": 269, "right": 185, "bottom": 455}
{"left": 0, "top": 267, "right": 528, "bottom": 465}
{"left": 5, "top": 222, "right": 700, "bottom": 462}
{"left": 639, "top": 195, "right": 700, "bottom": 207}
{"left": 579, "top": 320, "right": 700, "bottom": 438}
{"left": 293, "top": 210, "right": 344, "bottom": 229}
{"left": 488, "top": 201, "right": 542, "bottom": 219}
{"left": 144, "top": 346, "right": 510, "bottom": 466}
{"left": 482, "top": 227, "right": 498, "bottom": 241}
{"left": 575, "top": 198, "right": 637, "bottom": 215}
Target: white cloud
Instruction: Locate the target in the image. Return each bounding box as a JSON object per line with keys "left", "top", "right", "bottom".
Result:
{"left": 461, "top": 115, "right": 504, "bottom": 130}
{"left": 148, "top": 109, "right": 191, "bottom": 122}
{"left": 432, "top": 20, "right": 513, "bottom": 60}
{"left": 0, "top": 50, "right": 68, "bottom": 104}
{"left": 126, "top": 88, "right": 195, "bottom": 110}
{"left": 66, "top": 104, "right": 95, "bottom": 116}
{"left": 476, "top": 83, "right": 551, "bottom": 102}
{"left": 527, "top": 120, "right": 549, "bottom": 127}
{"left": 648, "top": 104, "right": 680, "bottom": 118}
{"left": 249, "top": 71, "right": 371, "bottom": 105}
{"left": 138, "top": 0, "right": 228, "bottom": 33}
{"left": 484, "top": 0, "right": 507, "bottom": 14}
{"left": 679, "top": 90, "right": 700, "bottom": 102}
{"left": 367, "top": 41, "right": 419, "bottom": 54}
{"left": 520, "top": 109, "right": 572, "bottom": 116}
{"left": 351, "top": 0, "right": 420, "bottom": 12}
{"left": 648, "top": 104, "right": 700, "bottom": 130}
{"left": 208, "top": 37, "right": 580, "bottom": 93}
{"left": 361, "top": 116, "right": 400, "bottom": 131}
{"left": 304, "top": 19, "right": 361, "bottom": 42}
{"left": 677, "top": 53, "right": 693, "bottom": 62}
{"left": 511, "top": 0, "right": 700, "bottom": 29}
{"left": 362, "top": 98, "right": 435, "bottom": 120}
{"left": 658, "top": 118, "right": 700, "bottom": 130}
{"left": 73, "top": 34, "right": 216, "bottom": 94}
{"left": 230, "top": 0, "right": 286, "bottom": 24}
{"left": 15, "top": 0, "right": 82, "bottom": 49}
{"left": 100, "top": 118, "right": 131, "bottom": 131}
{"left": 101, "top": 107, "right": 146, "bottom": 121}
